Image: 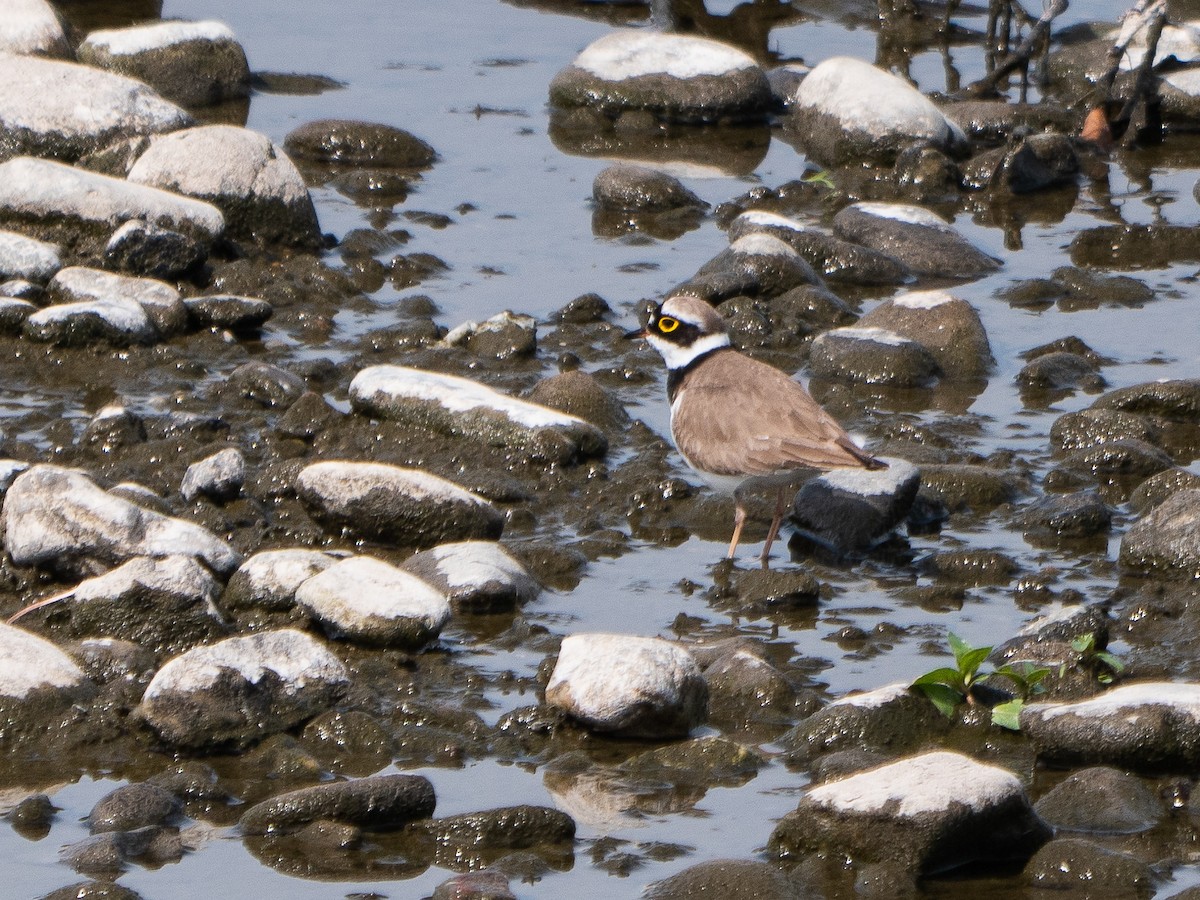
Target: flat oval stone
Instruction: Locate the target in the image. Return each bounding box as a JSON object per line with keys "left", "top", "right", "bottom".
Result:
{"left": 809, "top": 326, "right": 941, "bottom": 387}
{"left": 0, "top": 229, "right": 60, "bottom": 282}
{"left": 400, "top": 541, "right": 540, "bottom": 613}
{"left": 239, "top": 773, "right": 435, "bottom": 835}
{"left": 833, "top": 202, "right": 999, "bottom": 279}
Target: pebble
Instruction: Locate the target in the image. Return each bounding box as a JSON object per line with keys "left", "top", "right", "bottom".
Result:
{"left": 673, "top": 233, "right": 822, "bottom": 303}
{"left": 0, "top": 229, "right": 61, "bottom": 282}
{"left": 1023, "top": 837, "right": 1158, "bottom": 896}
{"left": 0, "top": 158, "right": 225, "bottom": 259}
{"left": 181, "top": 447, "right": 245, "bottom": 502}
{"left": 0, "top": 0, "right": 70, "bottom": 57}
{"left": 549, "top": 30, "right": 771, "bottom": 124}
{"left": 1017, "top": 492, "right": 1111, "bottom": 543}
{"left": 137, "top": 629, "right": 350, "bottom": 750}
{"left": 917, "top": 463, "right": 1023, "bottom": 512}
{"left": 128, "top": 125, "right": 321, "bottom": 248}
{"left": 0, "top": 55, "right": 191, "bottom": 162}
{"left": 88, "top": 783, "right": 179, "bottom": 834}
{"left": 296, "top": 460, "right": 504, "bottom": 548}
{"left": 4, "top": 464, "right": 241, "bottom": 577}
{"left": 545, "top": 633, "right": 708, "bottom": 738}
{"left": 1033, "top": 767, "right": 1162, "bottom": 834}
{"left": 77, "top": 20, "right": 250, "bottom": 108}
{"left": 854, "top": 289, "right": 993, "bottom": 379}
{"left": 294, "top": 555, "right": 451, "bottom": 648}
{"left": 349, "top": 365, "right": 607, "bottom": 464}
{"left": 832, "top": 202, "right": 999, "bottom": 279}
{"left": 224, "top": 361, "right": 306, "bottom": 408}
{"left": 592, "top": 164, "right": 707, "bottom": 213}
{"left": 239, "top": 772, "right": 436, "bottom": 835}
{"left": 222, "top": 548, "right": 338, "bottom": 611}
{"left": 182, "top": 294, "right": 273, "bottom": 332}
{"left": 283, "top": 118, "right": 437, "bottom": 168}
{"left": 769, "top": 750, "right": 1050, "bottom": 872}
{"left": 787, "top": 56, "right": 968, "bottom": 164}
{"left": 400, "top": 541, "right": 540, "bottom": 613}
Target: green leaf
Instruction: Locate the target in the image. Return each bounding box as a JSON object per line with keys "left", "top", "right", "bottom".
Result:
{"left": 1071, "top": 633, "right": 1096, "bottom": 654}
{"left": 991, "top": 699, "right": 1024, "bottom": 731}
{"left": 1096, "top": 651, "right": 1125, "bottom": 673}
{"left": 914, "top": 682, "right": 963, "bottom": 719}
{"left": 912, "top": 668, "right": 966, "bottom": 689}
{"left": 958, "top": 645, "right": 992, "bottom": 677}
{"left": 947, "top": 632, "right": 971, "bottom": 662}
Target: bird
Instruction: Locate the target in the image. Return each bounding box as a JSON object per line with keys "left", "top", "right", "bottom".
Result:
{"left": 627, "top": 294, "right": 885, "bottom": 566}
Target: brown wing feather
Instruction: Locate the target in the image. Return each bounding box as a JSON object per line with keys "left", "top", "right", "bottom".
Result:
{"left": 673, "top": 352, "right": 877, "bottom": 477}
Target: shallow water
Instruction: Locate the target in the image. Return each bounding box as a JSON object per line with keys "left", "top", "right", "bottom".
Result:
{"left": 6, "top": 0, "right": 1200, "bottom": 896}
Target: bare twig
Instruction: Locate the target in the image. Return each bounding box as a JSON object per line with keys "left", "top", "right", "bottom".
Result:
{"left": 965, "top": 0, "right": 1069, "bottom": 96}
{"left": 7, "top": 587, "right": 76, "bottom": 624}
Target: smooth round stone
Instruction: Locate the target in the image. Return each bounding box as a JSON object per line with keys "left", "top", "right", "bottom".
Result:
{"left": 1034, "top": 767, "right": 1162, "bottom": 834}
{"left": 222, "top": 548, "right": 338, "bottom": 611}
{"left": 549, "top": 29, "right": 772, "bottom": 124}
{"left": 88, "top": 783, "right": 179, "bottom": 834}
{"left": 400, "top": 541, "right": 540, "bottom": 614}
{"left": 592, "top": 164, "right": 707, "bottom": 212}
{"left": 0, "top": 229, "right": 60, "bottom": 283}
{"left": 47, "top": 265, "right": 186, "bottom": 339}
{"left": 0, "top": 0, "right": 70, "bottom": 57}
{"left": 180, "top": 447, "right": 245, "bottom": 503}
{"left": 854, "top": 289, "right": 993, "bottom": 379}
{"left": 239, "top": 773, "right": 436, "bottom": 835}
{"left": 809, "top": 326, "right": 941, "bottom": 386}
{"left": 295, "top": 555, "right": 451, "bottom": 648}
{"left": 283, "top": 118, "right": 437, "bottom": 168}
{"left": 832, "top": 202, "right": 999, "bottom": 279}
{"left": 545, "top": 633, "right": 708, "bottom": 738}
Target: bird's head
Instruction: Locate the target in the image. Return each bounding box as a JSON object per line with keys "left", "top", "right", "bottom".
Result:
{"left": 625, "top": 295, "right": 731, "bottom": 370}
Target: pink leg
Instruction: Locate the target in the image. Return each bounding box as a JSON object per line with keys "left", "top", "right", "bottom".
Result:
{"left": 759, "top": 488, "right": 788, "bottom": 567}
{"left": 727, "top": 502, "right": 747, "bottom": 559}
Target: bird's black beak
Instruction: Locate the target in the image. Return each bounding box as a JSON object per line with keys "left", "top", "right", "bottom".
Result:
{"left": 624, "top": 326, "right": 648, "bottom": 341}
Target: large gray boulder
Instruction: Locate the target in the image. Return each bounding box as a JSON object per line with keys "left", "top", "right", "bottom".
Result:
{"left": 0, "top": 0, "right": 70, "bottom": 57}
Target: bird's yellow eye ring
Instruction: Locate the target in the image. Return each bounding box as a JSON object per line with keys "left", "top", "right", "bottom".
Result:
{"left": 657, "top": 316, "right": 680, "bottom": 333}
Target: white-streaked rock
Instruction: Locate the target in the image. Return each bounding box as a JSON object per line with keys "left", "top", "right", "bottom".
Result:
{"left": 222, "top": 548, "right": 339, "bottom": 611}
{"left": 0, "top": 0, "right": 69, "bottom": 57}
{"left": 295, "top": 555, "right": 451, "bottom": 648}
{"left": 137, "top": 629, "right": 350, "bottom": 750}
{"left": 832, "top": 202, "right": 999, "bottom": 279}
{"left": 3, "top": 464, "right": 241, "bottom": 577}
{"left": 789, "top": 56, "right": 967, "bottom": 164}
{"left": 0, "top": 230, "right": 60, "bottom": 282}
{"left": 128, "top": 126, "right": 319, "bottom": 248}
{"left": 770, "top": 751, "right": 1050, "bottom": 872}
{"left": 47, "top": 266, "right": 186, "bottom": 338}
{"left": 0, "top": 459, "right": 29, "bottom": 493}
{"left": 855, "top": 289, "right": 993, "bottom": 379}
{"left": 23, "top": 293, "right": 156, "bottom": 346}
{"left": 0, "top": 623, "right": 87, "bottom": 698}
{"left": 400, "top": 541, "right": 540, "bottom": 613}
{"left": 0, "top": 158, "right": 225, "bottom": 254}
{"left": 180, "top": 447, "right": 245, "bottom": 502}
{"left": 0, "top": 54, "right": 191, "bottom": 162}
{"left": 295, "top": 460, "right": 504, "bottom": 548}
{"left": 809, "top": 326, "right": 940, "bottom": 387}
{"left": 546, "top": 634, "right": 708, "bottom": 738}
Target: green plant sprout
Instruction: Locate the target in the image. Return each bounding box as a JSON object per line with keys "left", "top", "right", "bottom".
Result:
{"left": 801, "top": 169, "right": 836, "bottom": 190}
{"left": 911, "top": 632, "right": 1049, "bottom": 731}
{"left": 1068, "top": 632, "right": 1125, "bottom": 685}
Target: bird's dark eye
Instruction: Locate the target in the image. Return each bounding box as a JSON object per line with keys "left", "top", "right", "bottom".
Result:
{"left": 657, "top": 316, "right": 680, "bottom": 333}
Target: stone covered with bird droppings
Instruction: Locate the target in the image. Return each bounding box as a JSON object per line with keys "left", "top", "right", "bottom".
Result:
{"left": 77, "top": 20, "right": 250, "bottom": 108}
{"left": 296, "top": 459, "right": 503, "bottom": 548}
{"left": 769, "top": 750, "right": 1051, "bottom": 872}
{"left": 294, "top": 555, "right": 451, "bottom": 648}
{"left": 787, "top": 56, "right": 968, "bottom": 165}
{"left": 855, "top": 289, "right": 994, "bottom": 379}
{"left": 0, "top": 55, "right": 192, "bottom": 162}
{"left": 674, "top": 233, "right": 823, "bottom": 303}
{"left": 400, "top": 541, "right": 540, "bottom": 614}
{"left": 809, "top": 325, "right": 941, "bottom": 387}
{"left": 790, "top": 456, "right": 920, "bottom": 555}
{"left": 137, "top": 629, "right": 350, "bottom": 750}
{"left": 0, "top": 158, "right": 225, "bottom": 259}
{"left": 239, "top": 772, "right": 435, "bottom": 835}
{"left": 0, "top": 230, "right": 60, "bottom": 283}
{"left": 0, "top": 0, "right": 70, "bottom": 57}
{"left": 1119, "top": 489, "right": 1200, "bottom": 578}
{"left": 181, "top": 447, "right": 245, "bottom": 503}
{"left": 349, "top": 365, "right": 607, "bottom": 464}
{"left": 128, "top": 125, "right": 320, "bottom": 249}
{"left": 0, "top": 623, "right": 94, "bottom": 747}
{"left": 4, "top": 464, "right": 241, "bottom": 577}
{"left": 546, "top": 633, "right": 708, "bottom": 738}
{"left": 549, "top": 30, "right": 772, "bottom": 124}
{"left": 47, "top": 266, "right": 188, "bottom": 339}
{"left": 1021, "top": 682, "right": 1200, "bottom": 770}
{"left": 832, "top": 202, "right": 999, "bottom": 279}
{"left": 222, "top": 548, "right": 339, "bottom": 612}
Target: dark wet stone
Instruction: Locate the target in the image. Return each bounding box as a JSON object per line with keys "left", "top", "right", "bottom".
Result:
{"left": 223, "top": 361, "right": 306, "bottom": 408}
{"left": 137, "top": 629, "right": 350, "bottom": 751}
{"left": 251, "top": 72, "right": 347, "bottom": 95}
{"left": 1022, "top": 682, "right": 1200, "bottom": 770}
{"left": 1129, "top": 468, "right": 1200, "bottom": 514}
{"left": 1049, "top": 408, "right": 1159, "bottom": 455}
{"left": 1052, "top": 265, "right": 1155, "bottom": 311}
{"left": 41, "top": 882, "right": 146, "bottom": 900}
{"left": 728, "top": 211, "right": 911, "bottom": 286}
{"left": 832, "top": 202, "right": 998, "bottom": 279}
{"left": 811, "top": 749, "right": 892, "bottom": 783}
{"left": 549, "top": 31, "right": 771, "bottom": 125}
{"left": 809, "top": 326, "right": 940, "bottom": 387}
{"left": 1017, "top": 351, "right": 1105, "bottom": 395}
{"left": 731, "top": 567, "right": 820, "bottom": 611}
{"left": 222, "top": 548, "right": 337, "bottom": 611}
{"left": 620, "top": 735, "right": 762, "bottom": 784}
{"left": 432, "top": 869, "right": 517, "bottom": 900}
{"left": 1092, "top": 379, "right": 1200, "bottom": 423}
{"left": 780, "top": 683, "right": 945, "bottom": 765}
{"left": 1017, "top": 492, "right": 1111, "bottom": 542}
{"left": 550, "top": 292, "right": 610, "bottom": 324}
{"left": 104, "top": 219, "right": 205, "bottom": 280}
{"left": 401, "top": 541, "right": 539, "bottom": 614}
{"left": 526, "top": 370, "right": 630, "bottom": 431}
{"left": 942, "top": 99, "right": 1080, "bottom": 143}
{"left": 786, "top": 56, "right": 967, "bottom": 165}
{"left": 1024, "top": 837, "right": 1157, "bottom": 897}
{"left": 592, "top": 164, "right": 707, "bottom": 212}
{"left": 146, "top": 762, "right": 229, "bottom": 806}
{"left": 284, "top": 118, "right": 437, "bottom": 168}
{"left": 239, "top": 773, "right": 436, "bottom": 835}
{"left": 88, "top": 783, "right": 180, "bottom": 834}
{"left": 82, "top": 405, "right": 148, "bottom": 453}
{"left": 300, "top": 710, "right": 395, "bottom": 772}
{"left": 790, "top": 458, "right": 920, "bottom": 555}
{"left": 183, "top": 294, "right": 273, "bottom": 332}
{"left": 1053, "top": 439, "right": 1174, "bottom": 482}
{"left": 419, "top": 805, "right": 575, "bottom": 852}
{"left": 389, "top": 251, "right": 449, "bottom": 288}
{"left": 645, "top": 859, "right": 796, "bottom": 900}
{"left": 1120, "top": 489, "right": 1200, "bottom": 579}
{"left": 77, "top": 20, "right": 250, "bottom": 108}
{"left": 919, "top": 549, "right": 1018, "bottom": 586}
{"left": 863, "top": 290, "right": 993, "bottom": 379}
{"left": 62, "top": 826, "right": 183, "bottom": 875}
{"left": 445, "top": 310, "right": 536, "bottom": 359}
{"left": 1071, "top": 224, "right": 1200, "bottom": 269}
{"left": 546, "top": 633, "right": 708, "bottom": 739}
{"left": 961, "top": 133, "right": 1078, "bottom": 193}
{"left": 769, "top": 751, "right": 1050, "bottom": 873}
{"left": 674, "top": 233, "right": 822, "bottom": 303}
{"left": 704, "top": 649, "right": 797, "bottom": 725}
{"left": 296, "top": 460, "right": 503, "bottom": 548}
{"left": 11, "top": 793, "right": 56, "bottom": 836}
{"left": 1034, "top": 768, "right": 1162, "bottom": 834}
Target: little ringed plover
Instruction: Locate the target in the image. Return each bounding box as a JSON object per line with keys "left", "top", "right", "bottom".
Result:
{"left": 628, "top": 294, "right": 884, "bottom": 565}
